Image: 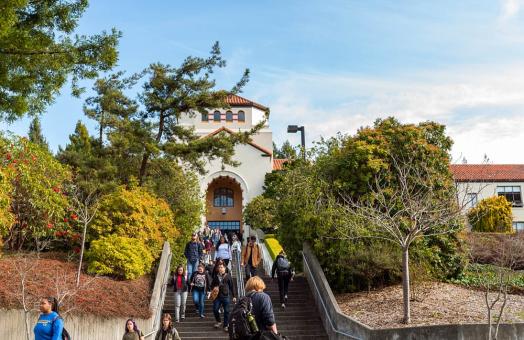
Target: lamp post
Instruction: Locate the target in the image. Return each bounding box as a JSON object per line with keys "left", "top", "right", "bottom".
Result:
{"left": 287, "top": 125, "right": 306, "bottom": 160}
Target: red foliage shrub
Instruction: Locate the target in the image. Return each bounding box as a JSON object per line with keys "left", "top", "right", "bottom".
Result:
{"left": 0, "top": 254, "right": 152, "bottom": 318}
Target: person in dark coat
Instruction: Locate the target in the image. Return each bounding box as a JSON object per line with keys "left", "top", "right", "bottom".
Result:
{"left": 271, "top": 250, "right": 294, "bottom": 308}
{"left": 184, "top": 232, "right": 203, "bottom": 279}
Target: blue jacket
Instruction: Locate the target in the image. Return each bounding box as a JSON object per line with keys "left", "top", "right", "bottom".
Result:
{"left": 34, "top": 311, "right": 63, "bottom": 340}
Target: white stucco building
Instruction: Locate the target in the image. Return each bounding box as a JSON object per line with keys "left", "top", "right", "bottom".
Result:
{"left": 179, "top": 94, "right": 284, "bottom": 235}
{"left": 452, "top": 164, "right": 524, "bottom": 231}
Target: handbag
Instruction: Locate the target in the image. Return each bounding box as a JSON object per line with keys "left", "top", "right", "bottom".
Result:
{"left": 209, "top": 286, "right": 219, "bottom": 301}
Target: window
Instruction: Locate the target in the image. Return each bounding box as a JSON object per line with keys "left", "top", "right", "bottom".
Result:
{"left": 208, "top": 221, "right": 240, "bottom": 231}
{"left": 514, "top": 222, "right": 524, "bottom": 232}
{"left": 238, "top": 110, "right": 245, "bottom": 122}
{"left": 213, "top": 110, "right": 221, "bottom": 122}
{"left": 226, "top": 111, "right": 233, "bottom": 122}
{"left": 201, "top": 112, "right": 208, "bottom": 122}
{"left": 214, "top": 188, "right": 234, "bottom": 207}
{"left": 496, "top": 186, "right": 523, "bottom": 207}
{"left": 466, "top": 193, "right": 478, "bottom": 208}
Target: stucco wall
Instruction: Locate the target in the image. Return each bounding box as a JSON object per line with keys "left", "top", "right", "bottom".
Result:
{"left": 456, "top": 181, "right": 524, "bottom": 222}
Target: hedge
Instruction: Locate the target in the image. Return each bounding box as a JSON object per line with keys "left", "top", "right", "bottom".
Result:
{"left": 265, "top": 237, "right": 283, "bottom": 260}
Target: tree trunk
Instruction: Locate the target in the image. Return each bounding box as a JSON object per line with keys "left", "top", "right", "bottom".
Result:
{"left": 76, "top": 219, "right": 88, "bottom": 287}
{"left": 138, "top": 113, "right": 165, "bottom": 186}
{"left": 24, "top": 311, "right": 30, "bottom": 340}
{"left": 402, "top": 247, "right": 411, "bottom": 324}
{"left": 98, "top": 111, "right": 104, "bottom": 145}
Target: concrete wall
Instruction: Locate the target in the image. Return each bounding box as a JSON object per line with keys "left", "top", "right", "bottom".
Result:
{"left": 302, "top": 242, "right": 524, "bottom": 340}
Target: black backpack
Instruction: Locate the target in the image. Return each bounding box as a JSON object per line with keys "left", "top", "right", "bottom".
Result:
{"left": 52, "top": 315, "right": 71, "bottom": 340}
{"left": 228, "top": 294, "right": 258, "bottom": 340}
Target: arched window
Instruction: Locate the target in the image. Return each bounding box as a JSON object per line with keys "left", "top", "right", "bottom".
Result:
{"left": 213, "top": 110, "right": 221, "bottom": 122}
{"left": 214, "top": 188, "right": 234, "bottom": 207}
{"left": 238, "top": 110, "right": 245, "bottom": 122}
{"left": 226, "top": 111, "right": 233, "bottom": 122}
{"left": 201, "top": 112, "right": 208, "bottom": 122}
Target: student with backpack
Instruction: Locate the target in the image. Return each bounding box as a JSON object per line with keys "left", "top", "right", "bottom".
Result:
{"left": 211, "top": 262, "right": 236, "bottom": 332}
{"left": 271, "top": 250, "right": 294, "bottom": 309}
{"left": 34, "top": 296, "right": 69, "bottom": 340}
{"left": 154, "top": 313, "right": 181, "bottom": 340}
{"left": 229, "top": 276, "right": 280, "bottom": 340}
{"left": 172, "top": 265, "right": 189, "bottom": 322}
{"left": 122, "top": 319, "right": 145, "bottom": 340}
{"left": 189, "top": 263, "right": 213, "bottom": 318}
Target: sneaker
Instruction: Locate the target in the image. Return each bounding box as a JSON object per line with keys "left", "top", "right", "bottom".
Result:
{"left": 281, "top": 303, "right": 286, "bottom": 308}
{"left": 214, "top": 322, "right": 221, "bottom": 328}
{"left": 200, "top": 314, "right": 205, "bottom": 318}
{"left": 181, "top": 316, "right": 185, "bottom": 320}
{"left": 284, "top": 294, "right": 288, "bottom": 302}
{"left": 175, "top": 319, "right": 180, "bottom": 323}
{"left": 223, "top": 326, "right": 229, "bottom": 332}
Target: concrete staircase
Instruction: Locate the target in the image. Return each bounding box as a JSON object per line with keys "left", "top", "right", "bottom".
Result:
{"left": 163, "top": 255, "right": 328, "bottom": 339}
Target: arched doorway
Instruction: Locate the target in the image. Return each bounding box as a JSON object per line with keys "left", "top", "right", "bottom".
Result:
{"left": 205, "top": 176, "right": 244, "bottom": 235}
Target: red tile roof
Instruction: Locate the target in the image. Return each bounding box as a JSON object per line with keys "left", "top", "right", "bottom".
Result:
{"left": 273, "top": 159, "right": 288, "bottom": 171}
{"left": 451, "top": 164, "right": 524, "bottom": 182}
{"left": 226, "top": 94, "right": 268, "bottom": 112}
{"left": 204, "top": 127, "right": 272, "bottom": 156}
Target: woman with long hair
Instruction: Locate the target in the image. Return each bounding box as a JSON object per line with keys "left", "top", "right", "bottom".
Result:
{"left": 172, "top": 265, "right": 189, "bottom": 322}
{"left": 34, "top": 296, "right": 63, "bottom": 340}
{"left": 154, "top": 313, "right": 181, "bottom": 340}
{"left": 122, "top": 319, "right": 144, "bottom": 340}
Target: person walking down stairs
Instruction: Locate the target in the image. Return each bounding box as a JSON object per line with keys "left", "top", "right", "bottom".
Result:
{"left": 210, "top": 262, "right": 236, "bottom": 332}
{"left": 271, "top": 250, "right": 294, "bottom": 309}
{"left": 189, "top": 263, "right": 212, "bottom": 318}
{"left": 184, "top": 232, "right": 203, "bottom": 279}
{"left": 241, "top": 236, "right": 261, "bottom": 280}
{"left": 172, "top": 265, "right": 189, "bottom": 322}
{"left": 154, "top": 313, "right": 181, "bottom": 340}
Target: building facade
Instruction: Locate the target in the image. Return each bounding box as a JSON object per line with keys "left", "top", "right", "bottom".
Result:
{"left": 178, "top": 94, "right": 282, "bottom": 236}
{"left": 452, "top": 164, "right": 524, "bottom": 231}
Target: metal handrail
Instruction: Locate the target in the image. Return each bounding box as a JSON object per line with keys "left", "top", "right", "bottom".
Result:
{"left": 233, "top": 248, "right": 245, "bottom": 298}
{"left": 302, "top": 251, "right": 363, "bottom": 340}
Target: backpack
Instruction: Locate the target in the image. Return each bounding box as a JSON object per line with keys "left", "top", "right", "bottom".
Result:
{"left": 228, "top": 294, "right": 258, "bottom": 340}
{"left": 194, "top": 273, "right": 206, "bottom": 288}
{"left": 52, "top": 315, "right": 71, "bottom": 340}
{"left": 276, "top": 257, "right": 290, "bottom": 272}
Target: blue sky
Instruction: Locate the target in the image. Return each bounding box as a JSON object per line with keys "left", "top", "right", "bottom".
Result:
{"left": 4, "top": 0, "right": 524, "bottom": 162}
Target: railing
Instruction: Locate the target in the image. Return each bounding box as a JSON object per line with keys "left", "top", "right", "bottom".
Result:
{"left": 233, "top": 248, "right": 245, "bottom": 298}
{"left": 302, "top": 246, "right": 363, "bottom": 340}
{"left": 256, "top": 234, "right": 273, "bottom": 276}
{"left": 144, "top": 241, "right": 172, "bottom": 338}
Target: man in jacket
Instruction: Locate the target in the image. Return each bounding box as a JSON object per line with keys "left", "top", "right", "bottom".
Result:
{"left": 241, "top": 236, "right": 261, "bottom": 280}
{"left": 211, "top": 263, "right": 236, "bottom": 332}
{"left": 184, "top": 232, "right": 203, "bottom": 279}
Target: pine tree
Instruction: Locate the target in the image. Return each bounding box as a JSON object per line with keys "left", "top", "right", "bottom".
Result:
{"left": 28, "top": 117, "right": 49, "bottom": 150}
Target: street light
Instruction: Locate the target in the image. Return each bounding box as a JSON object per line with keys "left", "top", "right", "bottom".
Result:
{"left": 287, "top": 125, "right": 306, "bottom": 160}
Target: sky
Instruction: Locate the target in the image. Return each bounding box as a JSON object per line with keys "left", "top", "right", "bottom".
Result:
{"left": 3, "top": 0, "right": 524, "bottom": 163}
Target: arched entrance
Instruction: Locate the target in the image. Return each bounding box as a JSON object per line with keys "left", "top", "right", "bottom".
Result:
{"left": 205, "top": 175, "right": 244, "bottom": 234}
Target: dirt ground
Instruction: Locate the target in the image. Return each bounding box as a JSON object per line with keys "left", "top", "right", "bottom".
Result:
{"left": 0, "top": 253, "right": 152, "bottom": 318}
{"left": 336, "top": 282, "right": 524, "bottom": 329}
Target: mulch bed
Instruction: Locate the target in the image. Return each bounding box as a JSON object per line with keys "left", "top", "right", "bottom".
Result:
{"left": 336, "top": 282, "right": 524, "bottom": 329}
{"left": 0, "top": 253, "right": 152, "bottom": 319}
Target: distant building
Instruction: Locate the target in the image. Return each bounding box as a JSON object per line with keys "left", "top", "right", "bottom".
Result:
{"left": 178, "top": 94, "right": 285, "bottom": 236}
{"left": 451, "top": 164, "right": 524, "bottom": 231}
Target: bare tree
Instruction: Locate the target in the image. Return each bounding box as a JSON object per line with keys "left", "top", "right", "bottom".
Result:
{"left": 69, "top": 186, "right": 99, "bottom": 287}
{"left": 333, "top": 154, "right": 469, "bottom": 324}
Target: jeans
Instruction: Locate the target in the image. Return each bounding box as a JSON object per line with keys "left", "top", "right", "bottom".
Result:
{"left": 187, "top": 260, "right": 198, "bottom": 279}
{"left": 277, "top": 271, "right": 291, "bottom": 303}
{"left": 174, "top": 291, "right": 188, "bottom": 321}
{"left": 245, "top": 263, "right": 257, "bottom": 279}
{"left": 213, "top": 296, "right": 231, "bottom": 327}
{"left": 192, "top": 288, "right": 206, "bottom": 316}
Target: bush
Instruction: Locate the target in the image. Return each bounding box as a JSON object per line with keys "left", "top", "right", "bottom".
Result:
{"left": 87, "top": 235, "right": 154, "bottom": 280}
{"left": 90, "top": 185, "right": 177, "bottom": 256}
{"left": 467, "top": 232, "right": 524, "bottom": 269}
{"left": 243, "top": 196, "right": 277, "bottom": 233}
{"left": 265, "top": 237, "right": 283, "bottom": 260}
{"left": 468, "top": 196, "right": 513, "bottom": 233}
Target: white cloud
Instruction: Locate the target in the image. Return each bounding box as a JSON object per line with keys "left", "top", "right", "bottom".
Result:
{"left": 257, "top": 64, "right": 524, "bottom": 163}
{"left": 500, "top": 0, "right": 523, "bottom": 20}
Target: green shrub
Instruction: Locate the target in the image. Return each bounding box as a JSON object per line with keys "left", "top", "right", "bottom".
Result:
{"left": 243, "top": 196, "right": 277, "bottom": 233}
{"left": 468, "top": 196, "right": 513, "bottom": 233}
{"left": 265, "top": 237, "right": 283, "bottom": 260}
{"left": 87, "top": 235, "right": 154, "bottom": 280}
